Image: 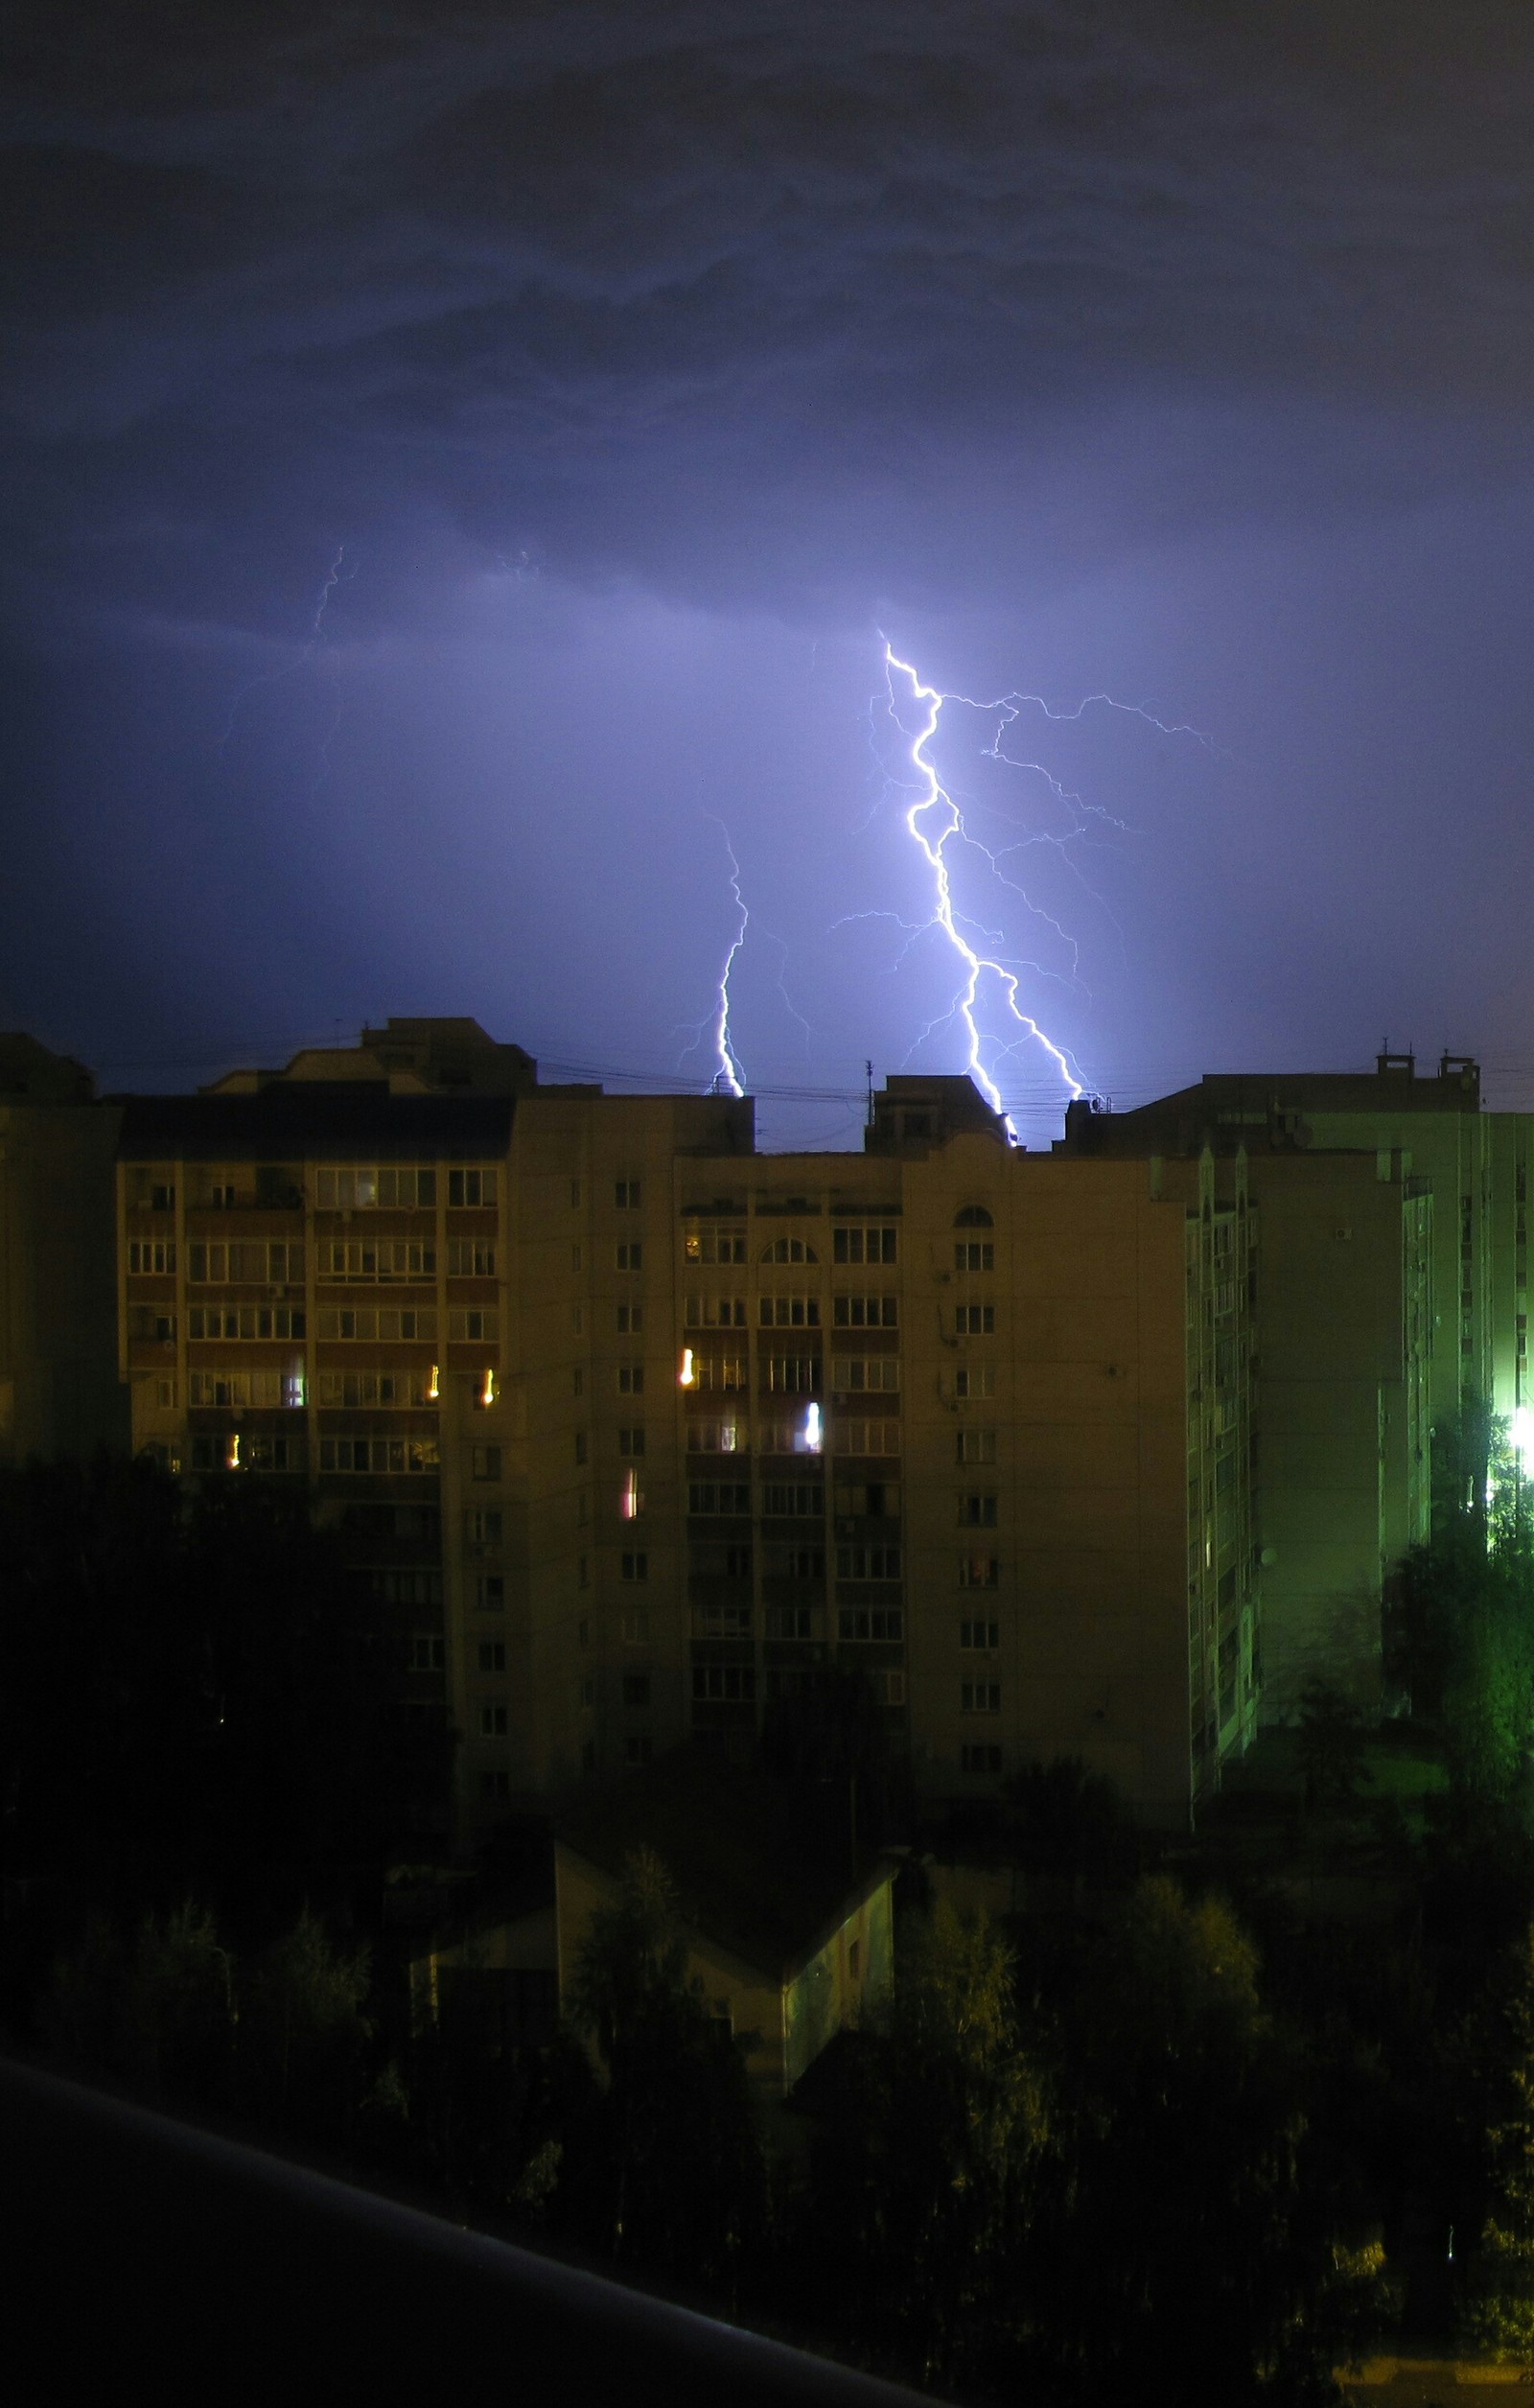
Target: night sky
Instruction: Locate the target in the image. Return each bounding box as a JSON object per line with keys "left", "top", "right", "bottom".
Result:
{"left": 5, "top": 4, "right": 1534, "bottom": 1147}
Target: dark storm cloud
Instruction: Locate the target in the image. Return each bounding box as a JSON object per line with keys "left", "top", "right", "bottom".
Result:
{"left": 5, "top": 2, "right": 1533, "bottom": 631}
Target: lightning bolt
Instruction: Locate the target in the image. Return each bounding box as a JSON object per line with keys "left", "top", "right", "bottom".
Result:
{"left": 878, "top": 644, "right": 1088, "bottom": 1134}
{"left": 218, "top": 542, "right": 354, "bottom": 755}
{"left": 675, "top": 818, "right": 813, "bottom": 1098}
{"left": 875, "top": 643, "right": 1218, "bottom": 1137}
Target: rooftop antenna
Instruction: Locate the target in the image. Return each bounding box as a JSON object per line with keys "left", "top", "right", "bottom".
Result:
{"left": 865, "top": 1060, "right": 874, "bottom": 1129}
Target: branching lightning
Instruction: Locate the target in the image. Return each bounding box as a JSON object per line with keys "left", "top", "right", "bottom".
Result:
{"left": 876, "top": 643, "right": 1216, "bottom": 1136}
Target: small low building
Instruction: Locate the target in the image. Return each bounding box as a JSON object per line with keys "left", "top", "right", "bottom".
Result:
{"left": 554, "top": 1747, "right": 896, "bottom": 2110}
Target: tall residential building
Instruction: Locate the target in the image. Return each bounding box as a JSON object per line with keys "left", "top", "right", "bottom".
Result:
{"left": 0, "top": 1033, "right": 128, "bottom": 1465}
{"left": 116, "top": 1022, "right": 1256, "bottom": 1834}
{"left": 1059, "top": 1095, "right": 1434, "bottom": 1717}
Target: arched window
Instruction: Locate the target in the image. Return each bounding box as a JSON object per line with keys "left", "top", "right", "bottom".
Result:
{"left": 758, "top": 1235, "right": 819, "bottom": 1265}
{"left": 953, "top": 1205, "right": 994, "bottom": 1229}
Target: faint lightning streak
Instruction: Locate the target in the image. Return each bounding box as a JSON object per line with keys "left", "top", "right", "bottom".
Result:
{"left": 675, "top": 820, "right": 814, "bottom": 1095}
{"left": 882, "top": 644, "right": 1085, "bottom": 1133}
{"left": 218, "top": 543, "right": 352, "bottom": 754}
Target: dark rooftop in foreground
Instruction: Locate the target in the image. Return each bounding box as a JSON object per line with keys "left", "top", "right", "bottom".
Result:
{"left": 559, "top": 1745, "right": 893, "bottom": 1980}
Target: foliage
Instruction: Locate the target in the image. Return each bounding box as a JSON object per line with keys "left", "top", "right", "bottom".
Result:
{"left": 125, "top": 1899, "right": 236, "bottom": 2106}
{"left": 563, "top": 1847, "right": 765, "bottom": 2292}
{"left": 240, "top": 1906, "right": 373, "bottom": 2141}
{"left": 803, "top": 1898, "right": 1047, "bottom": 2389}
{"left": 1464, "top": 1925, "right": 1534, "bottom": 2365}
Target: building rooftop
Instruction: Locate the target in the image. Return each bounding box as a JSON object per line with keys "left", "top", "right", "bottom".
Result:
{"left": 559, "top": 1744, "right": 892, "bottom": 1982}
{"left": 117, "top": 1084, "right": 519, "bottom": 1161}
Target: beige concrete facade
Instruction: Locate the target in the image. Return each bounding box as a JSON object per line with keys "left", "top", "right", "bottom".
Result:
{"left": 114, "top": 1021, "right": 1256, "bottom": 1835}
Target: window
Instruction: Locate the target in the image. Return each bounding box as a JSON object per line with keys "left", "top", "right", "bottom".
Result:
{"left": 623, "top": 1673, "right": 651, "bottom": 1707}
{"left": 464, "top": 1508, "right": 503, "bottom": 1547}
{"left": 954, "top": 1366, "right": 995, "bottom": 1398}
{"left": 833, "top": 1226, "right": 897, "bottom": 1265}
{"left": 448, "top": 1308, "right": 499, "bottom": 1343}
{"left": 477, "top": 1641, "right": 506, "bottom": 1672}
{"left": 370, "top": 1568, "right": 442, "bottom": 1606}
{"left": 765, "top": 1543, "right": 823, "bottom": 1579}
{"left": 571, "top": 1244, "right": 584, "bottom": 1274}
{"left": 128, "top": 1241, "right": 176, "bottom": 1274}
{"left": 410, "top": 1635, "right": 445, "bottom": 1672}
{"left": 959, "top": 1555, "right": 1000, "bottom": 1589}
{"left": 581, "top": 1676, "right": 596, "bottom": 1707}
{"left": 766, "top": 1603, "right": 814, "bottom": 1639}
{"left": 622, "top": 1609, "right": 650, "bottom": 1643}
{"left": 954, "top": 1205, "right": 994, "bottom": 1228}
{"left": 687, "top": 1418, "right": 746, "bottom": 1454}
{"left": 961, "top": 1618, "right": 1000, "bottom": 1650}
{"left": 955, "top": 1304, "right": 995, "bottom": 1335}
{"left": 480, "top": 1769, "right": 511, "bottom": 1802}
{"left": 838, "top": 1606, "right": 904, "bottom": 1641}
{"left": 573, "top": 1432, "right": 588, "bottom": 1465}
{"left": 617, "top": 1365, "right": 644, "bottom": 1394}
{"left": 833, "top": 1419, "right": 901, "bottom": 1456}
{"left": 569, "top": 1179, "right": 583, "bottom": 1208}
{"left": 758, "top": 1236, "right": 819, "bottom": 1265}
{"left": 621, "top": 1551, "right": 648, "bottom": 1582}
{"left": 578, "top": 1557, "right": 590, "bottom": 1591}
{"left": 830, "top": 1356, "right": 899, "bottom": 1392}
{"left": 957, "top": 1428, "right": 997, "bottom": 1464}
{"left": 581, "top": 1740, "right": 596, "bottom": 1773}
{"left": 616, "top": 1302, "right": 643, "bottom": 1334}
{"left": 833, "top": 1295, "right": 897, "bottom": 1328}
{"left": 191, "top": 1304, "right": 306, "bottom": 1341}
{"left": 685, "top": 1227, "right": 747, "bottom": 1265}
{"left": 834, "top": 1477, "right": 900, "bottom": 1518}
{"left": 314, "top": 1306, "right": 431, "bottom": 1342}
{"left": 323, "top": 1240, "right": 433, "bottom": 1281}
{"left": 692, "top": 1666, "right": 755, "bottom": 1701}
{"left": 878, "top": 1670, "right": 906, "bottom": 1707}
{"left": 618, "top": 1427, "right": 645, "bottom": 1458}
{"left": 314, "top": 1370, "right": 424, "bottom": 1409}
{"left": 448, "top": 1167, "right": 499, "bottom": 1207}
{"left": 962, "top": 1743, "right": 1002, "bottom": 1775}
{"left": 763, "top": 1482, "right": 824, "bottom": 1516}
{"left": 479, "top": 1703, "right": 509, "bottom": 1739}
{"left": 688, "top": 1481, "right": 753, "bottom": 1514}
{"left": 615, "top": 1180, "right": 641, "bottom": 1208}
{"left": 447, "top": 1240, "right": 496, "bottom": 1276}
{"left": 758, "top": 1295, "right": 821, "bottom": 1327}
{"left": 472, "top": 1444, "right": 501, "bottom": 1481}
{"left": 961, "top": 1681, "right": 1002, "bottom": 1714}
{"left": 129, "top": 1307, "right": 177, "bottom": 1342}
{"left": 692, "top": 1352, "right": 747, "bottom": 1392}
{"left": 151, "top": 1181, "right": 175, "bottom": 1212}
{"left": 837, "top": 1545, "right": 901, "bottom": 1581}
{"left": 318, "top": 1434, "right": 439, "bottom": 1474}
{"left": 316, "top": 1165, "right": 436, "bottom": 1210}
{"left": 958, "top": 1493, "right": 998, "bottom": 1527}
{"left": 625, "top": 1736, "right": 653, "bottom": 1767}
{"left": 764, "top": 1356, "right": 820, "bottom": 1393}
{"left": 955, "top": 1242, "right": 994, "bottom": 1273}
{"left": 476, "top": 1573, "right": 504, "bottom": 1613}
{"left": 616, "top": 1243, "right": 643, "bottom": 1272}
{"left": 685, "top": 1295, "right": 746, "bottom": 1329}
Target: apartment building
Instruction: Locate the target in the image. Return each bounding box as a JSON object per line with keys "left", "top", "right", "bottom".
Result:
{"left": 1061, "top": 1067, "right": 1476, "bottom": 1715}
{"left": 0, "top": 1033, "right": 128, "bottom": 1465}
{"left": 116, "top": 1022, "right": 1256, "bottom": 1834}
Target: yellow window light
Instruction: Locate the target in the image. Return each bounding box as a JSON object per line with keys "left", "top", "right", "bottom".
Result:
{"left": 479, "top": 1368, "right": 497, "bottom": 1409}
{"left": 679, "top": 1346, "right": 695, "bottom": 1388}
